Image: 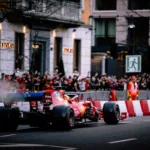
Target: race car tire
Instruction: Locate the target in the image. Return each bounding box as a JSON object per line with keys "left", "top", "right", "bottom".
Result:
{"left": 103, "top": 102, "right": 120, "bottom": 125}
{"left": 92, "top": 112, "right": 99, "bottom": 122}
{"left": 0, "top": 106, "right": 7, "bottom": 131}
{"left": 0, "top": 107, "right": 19, "bottom": 131}
{"left": 52, "top": 105, "right": 75, "bottom": 130}
{"left": 8, "top": 107, "right": 20, "bottom": 131}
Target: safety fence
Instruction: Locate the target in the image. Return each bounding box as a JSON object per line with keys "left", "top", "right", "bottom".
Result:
{"left": 66, "top": 90, "right": 150, "bottom": 101}
{"left": 91, "top": 100, "right": 150, "bottom": 117}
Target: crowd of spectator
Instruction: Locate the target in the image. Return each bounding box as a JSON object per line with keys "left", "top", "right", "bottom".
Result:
{"left": 1, "top": 71, "right": 150, "bottom": 92}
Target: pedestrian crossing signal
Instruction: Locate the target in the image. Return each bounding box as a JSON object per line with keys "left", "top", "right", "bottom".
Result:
{"left": 125, "top": 55, "right": 141, "bottom": 73}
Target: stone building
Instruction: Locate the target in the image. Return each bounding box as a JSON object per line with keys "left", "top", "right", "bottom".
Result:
{"left": 0, "top": 0, "right": 92, "bottom": 78}
{"left": 90, "top": 0, "right": 150, "bottom": 77}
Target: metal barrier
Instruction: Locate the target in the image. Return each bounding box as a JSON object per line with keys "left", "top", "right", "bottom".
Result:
{"left": 138, "top": 90, "right": 150, "bottom": 100}
{"left": 116, "top": 91, "right": 127, "bottom": 100}
{"left": 66, "top": 90, "right": 150, "bottom": 101}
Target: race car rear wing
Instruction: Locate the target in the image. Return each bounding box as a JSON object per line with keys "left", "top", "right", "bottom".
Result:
{"left": 5, "top": 92, "right": 45, "bottom": 104}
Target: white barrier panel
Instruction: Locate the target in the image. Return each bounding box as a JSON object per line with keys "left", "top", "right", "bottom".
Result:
{"left": 100, "top": 101, "right": 108, "bottom": 109}
{"left": 132, "top": 100, "right": 143, "bottom": 116}
{"left": 95, "top": 100, "right": 150, "bottom": 117}
{"left": 117, "top": 101, "right": 128, "bottom": 117}
{"left": 0, "top": 102, "right": 4, "bottom": 107}
{"left": 17, "top": 102, "right": 30, "bottom": 112}
{"left": 147, "top": 100, "right": 150, "bottom": 111}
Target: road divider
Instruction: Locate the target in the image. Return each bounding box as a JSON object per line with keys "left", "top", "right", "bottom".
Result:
{"left": 92, "top": 100, "right": 150, "bottom": 118}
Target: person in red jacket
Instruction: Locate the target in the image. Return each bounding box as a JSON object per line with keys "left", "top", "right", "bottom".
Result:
{"left": 109, "top": 90, "right": 117, "bottom": 101}
{"left": 16, "top": 77, "right": 26, "bottom": 93}
{"left": 127, "top": 75, "right": 138, "bottom": 101}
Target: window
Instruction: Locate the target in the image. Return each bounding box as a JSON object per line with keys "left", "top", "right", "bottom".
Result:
{"left": 128, "top": 0, "right": 150, "bottom": 10}
{"left": 95, "top": 19, "right": 116, "bottom": 45}
{"left": 128, "top": 18, "right": 149, "bottom": 47}
{"left": 95, "top": 0, "right": 116, "bottom": 10}
{"left": 73, "top": 39, "right": 81, "bottom": 72}
{"left": 81, "top": 0, "right": 84, "bottom": 10}
{"left": 95, "top": 19, "right": 116, "bottom": 38}
{"left": 54, "top": 37, "right": 62, "bottom": 71}
{"left": 32, "top": 42, "right": 46, "bottom": 74}
{"left": 65, "top": 0, "right": 80, "bottom": 3}
{"left": 9, "top": 0, "right": 16, "bottom": 9}
{"left": 0, "top": 0, "right": 8, "bottom": 12}
{"left": 15, "top": 32, "right": 24, "bottom": 70}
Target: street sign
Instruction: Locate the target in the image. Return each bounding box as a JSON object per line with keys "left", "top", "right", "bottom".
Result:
{"left": 125, "top": 55, "right": 141, "bottom": 73}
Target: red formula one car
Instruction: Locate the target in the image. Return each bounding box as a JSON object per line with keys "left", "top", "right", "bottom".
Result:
{"left": 1, "top": 89, "right": 122, "bottom": 131}
{"left": 26, "top": 90, "right": 101, "bottom": 129}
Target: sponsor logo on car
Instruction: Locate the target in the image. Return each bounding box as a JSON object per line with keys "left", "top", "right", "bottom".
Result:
{"left": 54, "top": 91, "right": 60, "bottom": 97}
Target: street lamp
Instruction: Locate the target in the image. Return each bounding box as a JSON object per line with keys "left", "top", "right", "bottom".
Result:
{"left": 128, "top": 17, "right": 136, "bottom": 55}
{"left": 128, "top": 23, "right": 135, "bottom": 29}
{"left": 128, "top": 15, "right": 136, "bottom": 29}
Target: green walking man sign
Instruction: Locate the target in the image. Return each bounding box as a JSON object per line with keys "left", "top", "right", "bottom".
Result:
{"left": 126, "top": 55, "right": 141, "bottom": 73}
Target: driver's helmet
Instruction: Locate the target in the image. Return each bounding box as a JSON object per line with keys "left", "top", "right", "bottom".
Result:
{"left": 59, "top": 90, "right": 65, "bottom": 97}
{"left": 131, "top": 75, "right": 136, "bottom": 83}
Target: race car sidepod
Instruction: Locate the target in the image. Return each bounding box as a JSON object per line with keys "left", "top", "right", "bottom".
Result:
{"left": 103, "top": 102, "right": 120, "bottom": 125}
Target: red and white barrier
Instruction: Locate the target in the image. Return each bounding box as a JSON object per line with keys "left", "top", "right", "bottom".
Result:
{"left": 117, "top": 101, "right": 129, "bottom": 117}
{"left": 92, "top": 100, "right": 150, "bottom": 118}
{"left": 132, "top": 100, "right": 143, "bottom": 116}
{"left": 140, "top": 100, "right": 150, "bottom": 116}
{"left": 99, "top": 101, "right": 108, "bottom": 109}
{"left": 147, "top": 100, "right": 150, "bottom": 112}
{"left": 0, "top": 103, "right": 4, "bottom": 107}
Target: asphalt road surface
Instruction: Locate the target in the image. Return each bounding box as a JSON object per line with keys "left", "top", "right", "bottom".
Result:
{"left": 0, "top": 116, "right": 150, "bottom": 150}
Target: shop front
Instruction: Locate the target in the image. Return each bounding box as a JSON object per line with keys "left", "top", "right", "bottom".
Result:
{"left": 0, "top": 22, "right": 91, "bottom": 78}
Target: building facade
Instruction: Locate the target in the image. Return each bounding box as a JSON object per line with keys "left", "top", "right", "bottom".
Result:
{"left": 91, "top": 0, "right": 150, "bottom": 77}
{"left": 0, "top": 0, "right": 92, "bottom": 78}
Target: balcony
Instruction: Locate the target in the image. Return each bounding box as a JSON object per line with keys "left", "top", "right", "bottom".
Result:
{"left": 14, "top": 0, "right": 82, "bottom": 23}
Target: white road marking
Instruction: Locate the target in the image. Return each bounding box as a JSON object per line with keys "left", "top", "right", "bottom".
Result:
{"left": 108, "top": 138, "right": 137, "bottom": 144}
{"left": 76, "top": 120, "right": 131, "bottom": 125}
{"left": 119, "top": 121, "right": 132, "bottom": 124}
{"left": 0, "top": 134, "right": 16, "bottom": 138}
{"left": 0, "top": 143, "right": 77, "bottom": 150}
{"left": 144, "top": 120, "right": 150, "bottom": 122}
